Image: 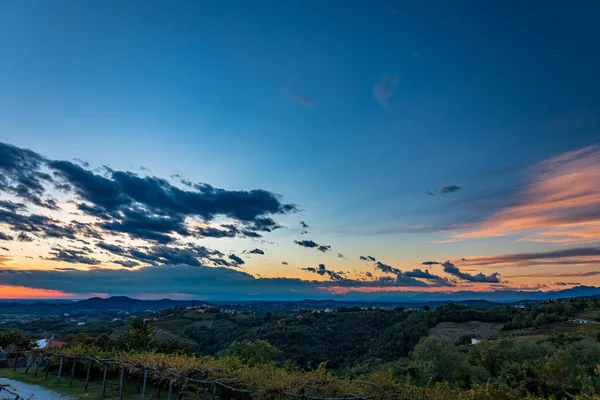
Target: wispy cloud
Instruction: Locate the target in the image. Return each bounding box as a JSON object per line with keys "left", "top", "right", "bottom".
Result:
{"left": 373, "top": 74, "right": 399, "bottom": 107}
{"left": 282, "top": 87, "right": 314, "bottom": 107}
{"left": 456, "top": 145, "right": 600, "bottom": 243}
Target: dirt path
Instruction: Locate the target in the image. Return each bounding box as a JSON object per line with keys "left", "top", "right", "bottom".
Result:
{"left": 0, "top": 378, "right": 72, "bottom": 400}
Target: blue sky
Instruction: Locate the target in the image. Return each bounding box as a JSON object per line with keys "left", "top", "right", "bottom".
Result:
{"left": 0, "top": 1, "right": 599, "bottom": 299}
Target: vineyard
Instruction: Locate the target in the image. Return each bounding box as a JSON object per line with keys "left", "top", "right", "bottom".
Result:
{"left": 2, "top": 347, "right": 544, "bottom": 400}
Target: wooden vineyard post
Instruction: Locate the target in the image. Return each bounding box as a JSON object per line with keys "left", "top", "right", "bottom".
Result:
{"left": 119, "top": 365, "right": 125, "bottom": 400}
{"left": 70, "top": 359, "right": 76, "bottom": 387}
{"left": 25, "top": 353, "right": 39, "bottom": 374}
{"left": 56, "top": 356, "right": 64, "bottom": 383}
{"left": 168, "top": 382, "right": 173, "bottom": 400}
{"left": 212, "top": 383, "right": 217, "bottom": 400}
{"left": 34, "top": 356, "right": 42, "bottom": 377}
{"left": 141, "top": 369, "right": 148, "bottom": 400}
{"left": 84, "top": 359, "right": 93, "bottom": 392}
{"left": 44, "top": 357, "right": 50, "bottom": 380}
{"left": 101, "top": 364, "right": 108, "bottom": 397}
{"left": 13, "top": 352, "right": 19, "bottom": 371}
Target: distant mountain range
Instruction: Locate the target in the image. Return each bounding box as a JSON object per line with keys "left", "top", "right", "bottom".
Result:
{"left": 3, "top": 286, "right": 600, "bottom": 315}
{"left": 0, "top": 296, "right": 210, "bottom": 315}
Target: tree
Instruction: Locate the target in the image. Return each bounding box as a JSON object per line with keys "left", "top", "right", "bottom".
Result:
{"left": 0, "top": 329, "right": 34, "bottom": 350}
{"left": 117, "top": 317, "right": 156, "bottom": 351}
{"left": 423, "top": 305, "right": 431, "bottom": 311}
{"left": 157, "top": 336, "right": 192, "bottom": 355}
{"left": 409, "top": 336, "right": 464, "bottom": 385}
{"left": 219, "top": 340, "right": 283, "bottom": 366}
{"left": 93, "top": 333, "right": 115, "bottom": 351}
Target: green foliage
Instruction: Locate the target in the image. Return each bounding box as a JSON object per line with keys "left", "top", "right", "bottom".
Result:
{"left": 116, "top": 317, "right": 156, "bottom": 351}
{"left": 409, "top": 336, "right": 465, "bottom": 385}
{"left": 0, "top": 329, "right": 34, "bottom": 350}
{"left": 218, "top": 339, "right": 283, "bottom": 366}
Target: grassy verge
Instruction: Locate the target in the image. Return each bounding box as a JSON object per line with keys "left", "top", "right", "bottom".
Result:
{"left": 0, "top": 368, "right": 164, "bottom": 400}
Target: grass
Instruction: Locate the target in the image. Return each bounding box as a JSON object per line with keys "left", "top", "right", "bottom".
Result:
{"left": 0, "top": 368, "right": 165, "bottom": 400}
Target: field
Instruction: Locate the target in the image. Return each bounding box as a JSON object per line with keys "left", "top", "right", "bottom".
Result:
{"left": 428, "top": 321, "right": 504, "bottom": 343}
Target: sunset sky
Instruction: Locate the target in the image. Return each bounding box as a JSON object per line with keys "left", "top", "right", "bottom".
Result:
{"left": 1, "top": 1, "right": 599, "bottom": 300}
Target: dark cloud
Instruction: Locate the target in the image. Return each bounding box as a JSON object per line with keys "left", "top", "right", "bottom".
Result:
{"left": 112, "top": 260, "right": 139, "bottom": 268}
{"left": 281, "top": 261, "right": 288, "bottom": 265}
{"left": 404, "top": 269, "right": 453, "bottom": 286}
{"left": 228, "top": 254, "right": 245, "bottom": 266}
{"left": 373, "top": 74, "right": 399, "bottom": 107}
{"left": 195, "top": 226, "right": 238, "bottom": 239}
{"left": 317, "top": 245, "right": 331, "bottom": 253}
{"left": 374, "top": 261, "right": 402, "bottom": 275}
{"left": 73, "top": 158, "right": 90, "bottom": 168}
{"left": 248, "top": 248, "right": 265, "bottom": 255}
{"left": 442, "top": 261, "right": 500, "bottom": 283}
{"left": 337, "top": 253, "right": 344, "bottom": 258}
{"left": 0, "top": 200, "right": 26, "bottom": 213}
{"left": 294, "top": 239, "right": 331, "bottom": 253}
{"left": 422, "top": 261, "right": 440, "bottom": 266}
{"left": 427, "top": 190, "right": 435, "bottom": 196}
{"left": 551, "top": 281, "right": 581, "bottom": 286}
{"left": 17, "top": 232, "right": 33, "bottom": 242}
{"left": 440, "top": 185, "right": 461, "bottom": 194}
{"left": 302, "top": 264, "right": 344, "bottom": 281}
{"left": 0, "top": 143, "right": 56, "bottom": 210}
{"left": 47, "top": 247, "right": 100, "bottom": 265}
{"left": 300, "top": 221, "right": 309, "bottom": 228}
{"left": 55, "top": 267, "right": 79, "bottom": 271}
{"left": 0, "top": 232, "right": 13, "bottom": 241}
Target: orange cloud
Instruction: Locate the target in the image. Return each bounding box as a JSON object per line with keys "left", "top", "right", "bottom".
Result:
{"left": 0, "top": 285, "right": 73, "bottom": 299}
{"left": 457, "top": 145, "right": 600, "bottom": 243}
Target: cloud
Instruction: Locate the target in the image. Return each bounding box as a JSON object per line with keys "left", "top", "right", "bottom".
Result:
{"left": 337, "top": 253, "right": 345, "bottom": 258}
{"left": 302, "top": 264, "right": 344, "bottom": 281}
{"left": 505, "top": 271, "right": 600, "bottom": 279}
{"left": 373, "top": 74, "right": 399, "bottom": 107}
{"left": 300, "top": 221, "right": 309, "bottom": 228}
{"left": 248, "top": 248, "right": 265, "bottom": 255}
{"left": 281, "top": 261, "right": 288, "bottom": 265}
{"left": 374, "top": 261, "right": 402, "bottom": 275}
{"left": 0, "top": 232, "right": 13, "bottom": 241}
{"left": 422, "top": 261, "right": 440, "bottom": 266}
{"left": 359, "top": 255, "right": 376, "bottom": 262}
{"left": 440, "top": 185, "right": 461, "bottom": 194}
{"left": 442, "top": 261, "right": 500, "bottom": 283}
{"left": 551, "top": 281, "right": 581, "bottom": 286}
{"left": 282, "top": 87, "right": 314, "bottom": 107}
{"left": 228, "top": 254, "right": 245, "bottom": 266}
{"left": 294, "top": 239, "right": 332, "bottom": 253}
{"left": 456, "top": 145, "right": 600, "bottom": 243}
{"left": 461, "top": 247, "right": 600, "bottom": 268}
{"left": 0, "top": 142, "right": 300, "bottom": 273}
{"left": 46, "top": 247, "right": 100, "bottom": 265}
{"left": 16, "top": 232, "right": 33, "bottom": 242}
{"left": 404, "top": 268, "right": 454, "bottom": 286}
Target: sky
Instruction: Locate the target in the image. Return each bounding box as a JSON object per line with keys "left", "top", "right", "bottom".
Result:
{"left": 1, "top": 0, "right": 600, "bottom": 300}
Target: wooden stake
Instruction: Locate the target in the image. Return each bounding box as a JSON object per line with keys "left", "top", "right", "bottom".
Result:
{"left": 141, "top": 369, "right": 148, "bottom": 400}
{"left": 84, "top": 359, "right": 93, "bottom": 392}
{"left": 167, "top": 382, "right": 173, "bottom": 400}
{"left": 34, "top": 356, "right": 42, "bottom": 377}
{"left": 44, "top": 357, "right": 50, "bottom": 380}
{"left": 101, "top": 364, "right": 108, "bottom": 397}
{"left": 70, "top": 359, "right": 76, "bottom": 387}
{"left": 56, "top": 356, "right": 64, "bottom": 383}
{"left": 119, "top": 365, "right": 125, "bottom": 400}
